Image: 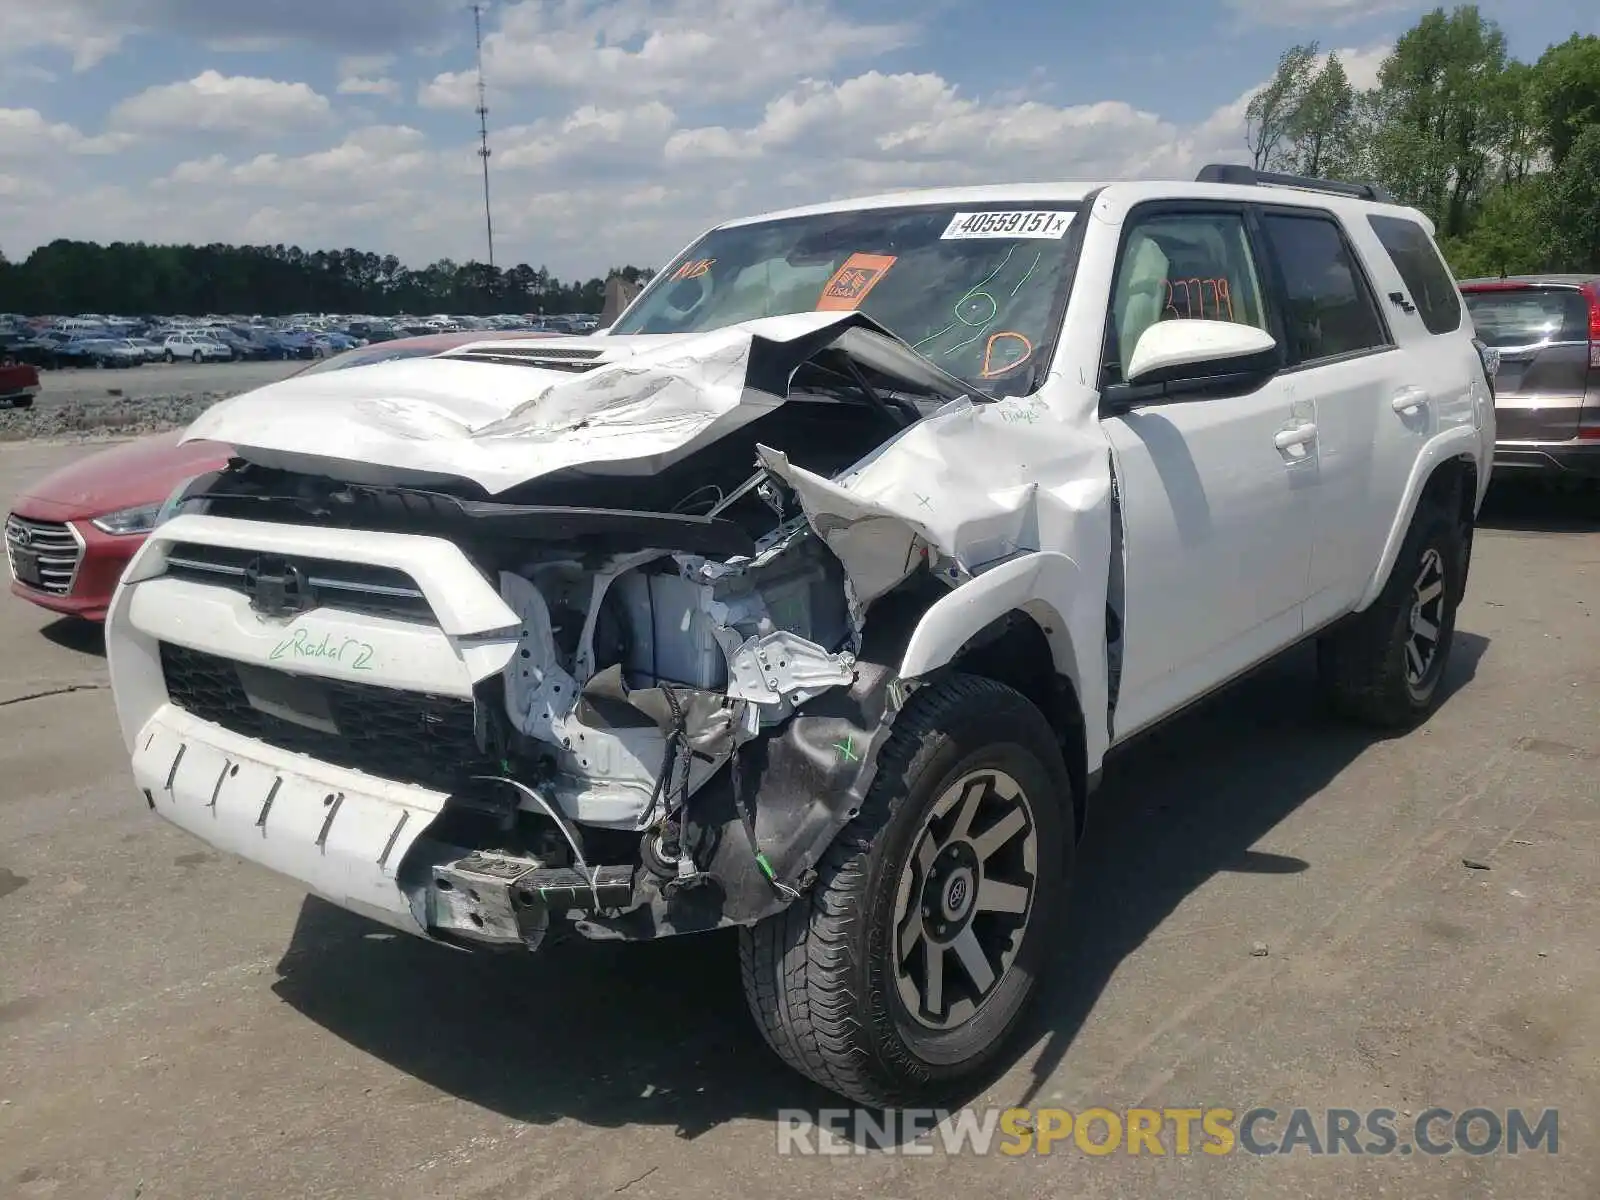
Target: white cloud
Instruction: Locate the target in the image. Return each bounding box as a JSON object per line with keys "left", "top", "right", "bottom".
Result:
{"left": 338, "top": 76, "right": 401, "bottom": 100}
{"left": 0, "top": 7, "right": 129, "bottom": 71}
{"left": 496, "top": 102, "right": 678, "bottom": 170}
{"left": 0, "top": 0, "right": 463, "bottom": 69}
{"left": 1224, "top": 0, "right": 1417, "bottom": 29}
{"left": 111, "top": 70, "right": 331, "bottom": 135}
{"left": 338, "top": 53, "right": 395, "bottom": 78}
{"left": 419, "top": 0, "right": 911, "bottom": 108}
{"left": 160, "top": 125, "right": 439, "bottom": 195}
{"left": 0, "top": 108, "right": 136, "bottom": 158}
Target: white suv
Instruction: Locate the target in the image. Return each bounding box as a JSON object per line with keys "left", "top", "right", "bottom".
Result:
{"left": 161, "top": 332, "right": 233, "bottom": 363}
{"left": 104, "top": 165, "right": 1493, "bottom": 1105}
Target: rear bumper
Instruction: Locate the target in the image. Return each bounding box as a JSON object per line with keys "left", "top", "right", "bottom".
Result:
{"left": 1493, "top": 440, "right": 1600, "bottom": 477}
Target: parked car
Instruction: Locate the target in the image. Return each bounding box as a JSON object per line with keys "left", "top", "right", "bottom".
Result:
{"left": 5, "top": 332, "right": 552, "bottom": 621}
{"left": 0, "top": 358, "right": 41, "bottom": 408}
{"left": 79, "top": 337, "right": 145, "bottom": 368}
{"left": 1460, "top": 274, "right": 1600, "bottom": 478}
{"left": 124, "top": 337, "right": 166, "bottom": 363}
{"left": 101, "top": 166, "right": 1493, "bottom": 1106}
{"left": 162, "top": 333, "right": 233, "bottom": 363}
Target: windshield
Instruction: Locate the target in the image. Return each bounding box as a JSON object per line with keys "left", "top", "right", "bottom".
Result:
{"left": 611, "top": 203, "right": 1082, "bottom": 395}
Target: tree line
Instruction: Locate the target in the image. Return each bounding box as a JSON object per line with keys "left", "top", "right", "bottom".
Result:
{"left": 0, "top": 240, "right": 656, "bottom": 317}
{"left": 1246, "top": 7, "right": 1600, "bottom": 277}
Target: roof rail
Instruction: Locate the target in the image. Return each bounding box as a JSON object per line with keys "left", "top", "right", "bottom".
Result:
{"left": 1195, "top": 163, "right": 1394, "bottom": 204}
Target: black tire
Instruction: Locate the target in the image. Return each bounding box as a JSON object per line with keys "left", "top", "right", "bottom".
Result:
{"left": 1317, "top": 499, "right": 1465, "bottom": 728}
{"left": 739, "top": 674, "right": 1071, "bottom": 1106}
{"left": 192, "top": 350, "right": 204, "bottom": 364}
{"left": 163, "top": 350, "right": 175, "bottom": 363}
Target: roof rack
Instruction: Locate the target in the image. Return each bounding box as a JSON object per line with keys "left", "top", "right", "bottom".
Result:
{"left": 1195, "top": 163, "right": 1394, "bottom": 204}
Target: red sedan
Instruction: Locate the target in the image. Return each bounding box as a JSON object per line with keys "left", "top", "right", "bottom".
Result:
{"left": 6, "top": 330, "right": 553, "bottom": 621}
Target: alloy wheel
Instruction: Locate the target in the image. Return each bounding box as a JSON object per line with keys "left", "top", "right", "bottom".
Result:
{"left": 1405, "top": 546, "right": 1446, "bottom": 686}
{"left": 893, "top": 768, "right": 1038, "bottom": 1031}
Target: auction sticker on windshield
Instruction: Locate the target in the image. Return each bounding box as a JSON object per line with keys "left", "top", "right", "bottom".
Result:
{"left": 941, "top": 211, "right": 1073, "bottom": 240}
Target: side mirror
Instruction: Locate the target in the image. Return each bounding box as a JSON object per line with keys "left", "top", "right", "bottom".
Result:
{"left": 1125, "top": 319, "right": 1278, "bottom": 387}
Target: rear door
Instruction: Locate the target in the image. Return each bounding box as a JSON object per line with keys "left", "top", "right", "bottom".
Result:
{"left": 1462, "top": 283, "right": 1594, "bottom": 441}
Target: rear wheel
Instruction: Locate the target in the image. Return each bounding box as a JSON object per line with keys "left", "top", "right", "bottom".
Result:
{"left": 1318, "top": 500, "right": 1464, "bottom": 728}
{"left": 163, "top": 350, "right": 175, "bottom": 363}
{"left": 739, "top": 674, "right": 1070, "bottom": 1105}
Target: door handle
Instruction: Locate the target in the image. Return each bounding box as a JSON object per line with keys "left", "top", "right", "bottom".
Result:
{"left": 1274, "top": 422, "right": 1318, "bottom": 451}
{"left": 1392, "top": 386, "right": 1430, "bottom": 414}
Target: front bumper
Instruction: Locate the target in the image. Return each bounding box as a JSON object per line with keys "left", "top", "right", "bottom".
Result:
{"left": 135, "top": 704, "right": 448, "bottom": 933}
{"left": 106, "top": 513, "right": 525, "bottom": 932}
{"left": 7, "top": 501, "right": 145, "bottom": 621}
{"left": 1493, "top": 439, "right": 1600, "bottom": 478}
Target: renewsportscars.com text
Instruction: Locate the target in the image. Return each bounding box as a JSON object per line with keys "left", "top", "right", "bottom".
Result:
{"left": 776, "top": 1106, "right": 1559, "bottom": 1157}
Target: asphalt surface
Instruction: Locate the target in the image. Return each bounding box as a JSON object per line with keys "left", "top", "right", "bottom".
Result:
{"left": 2, "top": 439, "right": 1597, "bottom": 1200}
{"left": 1, "top": 362, "right": 306, "bottom": 441}
{"left": 24, "top": 361, "right": 303, "bottom": 408}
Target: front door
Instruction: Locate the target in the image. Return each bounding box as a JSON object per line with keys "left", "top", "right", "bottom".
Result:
{"left": 1098, "top": 205, "right": 1318, "bottom": 740}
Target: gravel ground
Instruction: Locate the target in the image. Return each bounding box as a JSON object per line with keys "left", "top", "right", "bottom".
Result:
{"left": 1, "top": 436, "right": 1596, "bottom": 1200}
{"left": 0, "top": 361, "right": 304, "bottom": 441}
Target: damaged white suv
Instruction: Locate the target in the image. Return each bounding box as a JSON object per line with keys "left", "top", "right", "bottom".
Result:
{"left": 105, "top": 165, "right": 1493, "bottom": 1105}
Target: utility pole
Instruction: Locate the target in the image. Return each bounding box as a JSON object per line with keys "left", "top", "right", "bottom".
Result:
{"left": 472, "top": 3, "right": 495, "bottom": 268}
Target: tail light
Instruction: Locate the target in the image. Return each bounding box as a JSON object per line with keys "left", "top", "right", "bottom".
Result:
{"left": 1587, "top": 283, "right": 1600, "bottom": 370}
{"left": 1584, "top": 284, "right": 1600, "bottom": 440}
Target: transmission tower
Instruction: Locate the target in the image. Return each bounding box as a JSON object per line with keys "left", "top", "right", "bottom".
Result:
{"left": 472, "top": 3, "right": 495, "bottom": 268}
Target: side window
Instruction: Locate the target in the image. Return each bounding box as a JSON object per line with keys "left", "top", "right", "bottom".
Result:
{"left": 1106, "top": 211, "right": 1268, "bottom": 384}
{"left": 1367, "top": 214, "right": 1462, "bottom": 335}
{"left": 1259, "top": 213, "right": 1389, "bottom": 365}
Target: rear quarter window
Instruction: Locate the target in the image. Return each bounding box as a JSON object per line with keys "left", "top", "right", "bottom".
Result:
{"left": 1366, "top": 215, "right": 1462, "bottom": 335}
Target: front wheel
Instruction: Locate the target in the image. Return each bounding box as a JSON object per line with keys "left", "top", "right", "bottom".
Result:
{"left": 1318, "top": 500, "right": 1465, "bottom": 728}
{"left": 192, "top": 351, "right": 204, "bottom": 363}
{"left": 740, "top": 674, "right": 1070, "bottom": 1106}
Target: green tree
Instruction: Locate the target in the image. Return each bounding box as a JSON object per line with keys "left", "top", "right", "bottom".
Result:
{"left": 1246, "top": 43, "right": 1319, "bottom": 170}
{"left": 1532, "top": 34, "right": 1600, "bottom": 167}
{"left": 1365, "top": 5, "right": 1511, "bottom": 238}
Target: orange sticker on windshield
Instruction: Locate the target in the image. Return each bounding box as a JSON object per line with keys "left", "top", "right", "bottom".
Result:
{"left": 816, "top": 253, "right": 897, "bottom": 311}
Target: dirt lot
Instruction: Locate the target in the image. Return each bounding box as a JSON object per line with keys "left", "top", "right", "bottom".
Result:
{"left": 2, "top": 439, "right": 1597, "bottom": 1200}
{"left": 1, "top": 362, "right": 303, "bottom": 440}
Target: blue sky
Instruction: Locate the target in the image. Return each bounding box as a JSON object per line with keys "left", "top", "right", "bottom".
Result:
{"left": 0, "top": 0, "right": 1594, "bottom": 280}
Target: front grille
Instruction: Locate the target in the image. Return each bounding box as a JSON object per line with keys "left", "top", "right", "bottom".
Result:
{"left": 160, "top": 541, "right": 433, "bottom": 622}
{"left": 5, "top": 514, "right": 83, "bottom": 595}
{"left": 159, "top": 642, "right": 491, "bottom": 792}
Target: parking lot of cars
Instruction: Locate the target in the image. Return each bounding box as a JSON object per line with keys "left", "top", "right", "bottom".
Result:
{"left": 0, "top": 310, "right": 601, "bottom": 372}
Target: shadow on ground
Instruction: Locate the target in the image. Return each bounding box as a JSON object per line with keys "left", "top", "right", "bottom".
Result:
{"left": 1476, "top": 477, "right": 1600, "bottom": 534}
{"left": 38, "top": 617, "right": 106, "bottom": 659}
{"left": 271, "top": 632, "right": 1489, "bottom": 1140}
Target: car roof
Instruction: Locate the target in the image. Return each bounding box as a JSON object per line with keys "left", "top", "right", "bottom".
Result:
{"left": 1459, "top": 274, "right": 1599, "bottom": 289}
{"left": 716, "top": 177, "right": 1429, "bottom": 231}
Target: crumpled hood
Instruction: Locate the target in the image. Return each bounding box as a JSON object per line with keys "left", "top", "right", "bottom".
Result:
{"left": 180, "top": 311, "right": 964, "bottom": 496}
